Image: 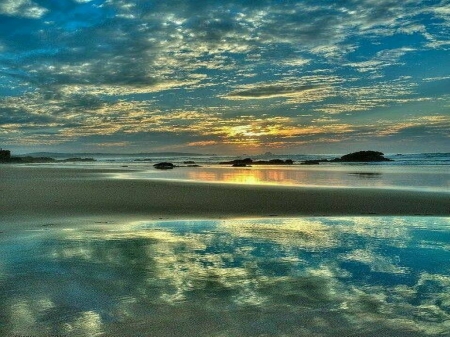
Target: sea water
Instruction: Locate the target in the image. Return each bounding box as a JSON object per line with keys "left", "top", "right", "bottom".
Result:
{"left": 36, "top": 152, "right": 450, "bottom": 191}
{"left": 112, "top": 164, "right": 449, "bottom": 192}
{"left": 1, "top": 217, "right": 449, "bottom": 336}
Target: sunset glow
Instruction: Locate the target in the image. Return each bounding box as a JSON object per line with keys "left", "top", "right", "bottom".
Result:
{"left": 0, "top": 0, "right": 449, "bottom": 154}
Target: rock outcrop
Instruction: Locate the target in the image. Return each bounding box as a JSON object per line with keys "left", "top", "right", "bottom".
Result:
{"left": 220, "top": 158, "right": 294, "bottom": 167}
{"left": 153, "top": 162, "right": 175, "bottom": 169}
{"left": 300, "top": 159, "right": 329, "bottom": 165}
{"left": 300, "top": 151, "right": 393, "bottom": 165}
{"left": 332, "top": 151, "right": 392, "bottom": 162}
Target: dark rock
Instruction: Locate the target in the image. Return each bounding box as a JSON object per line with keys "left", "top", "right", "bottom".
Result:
{"left": 220, "top": 158, "right": 253, "bottom": 166}
{"left": 331, "top": 151, "right": 392, "bottom": 162}
{"left": 254, "top": 159, "right": 294, "bottom": 165}
{"left": 300, "top": 159, "right": 330, "bottom": 165}
{"left": 267, "top": 159, "right": 285, "bottom": 165}
{"left": 301, "top": 160, "right": 322, "bottom": 165}
{"left": 232, "top": 162, "right": 250, "bottom": 167}
{"left": 221, "top": 158, "right": 294, "bottom": 166}
{"left": 0, "top": 149, "right": 11, "bottom": 160}
{"left": 153, "top": 162, "right": 175, "bottom": 170}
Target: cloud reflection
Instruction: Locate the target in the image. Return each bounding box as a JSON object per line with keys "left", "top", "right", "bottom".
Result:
{"left": 1, "top": 217, "right": 450, "bottom": 336}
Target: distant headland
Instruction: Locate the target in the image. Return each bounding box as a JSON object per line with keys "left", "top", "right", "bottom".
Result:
{"left": 1, "top": 149, "right": 393, "bottom": 166}
{"left": 0, "top": 149, "right": 95, "bottom": 163}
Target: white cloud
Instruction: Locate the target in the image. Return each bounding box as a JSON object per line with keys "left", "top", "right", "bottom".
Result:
{"left": 0, "top": 0, "right": 47, "bottom": 18}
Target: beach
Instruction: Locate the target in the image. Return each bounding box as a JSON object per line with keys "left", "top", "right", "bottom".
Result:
{"left": 1, "top": 165, "right": 449, "bottom": 225}
{"left": 2, "top": 164, "right": 450, "bottom": 336}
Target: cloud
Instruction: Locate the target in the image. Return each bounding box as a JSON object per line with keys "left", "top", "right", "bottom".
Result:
{"left": 346, "top": 47, "right": 417, "bottom": 75}
{"left": 374, "top": 115, "right": 450, "bottom": 137}
{"left": 0, "top": 0, "right": 47, "bottom": 18}
{"left": 223, "top": 75, "right": 343, "bottom": 103}
{"left": 423, "top": 75, "right": 450, "bottom": 82}
{"left": 0, "top": 0, "right": 449, "bottom": 152}
{"left": 225, "top": 84, "right": 320, "bottom": 99}
{"left": 1, "top": 0, "right": 447, "bottom": 96}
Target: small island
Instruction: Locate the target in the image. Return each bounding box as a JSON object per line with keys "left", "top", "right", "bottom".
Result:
{"left": 301, "top": 151, "right": 393, "bottom": 165}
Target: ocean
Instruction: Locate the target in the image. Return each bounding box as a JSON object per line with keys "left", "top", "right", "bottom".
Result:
{"left": 22, "top": 152, "right": 449, "bottom": 192}
{"left": 95, "top": 152, "right": 449, "bottom": 192}
{"left": 28, "top": 151, "right": 450, "bottom": 166}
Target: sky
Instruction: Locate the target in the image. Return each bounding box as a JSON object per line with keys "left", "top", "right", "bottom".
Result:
{"left": 0, "top": 0, "right": 449, "bottom": 155}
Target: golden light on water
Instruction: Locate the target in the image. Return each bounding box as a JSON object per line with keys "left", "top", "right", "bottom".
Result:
{"left": 187, "top": 168, "right": 305, "bottom": 185}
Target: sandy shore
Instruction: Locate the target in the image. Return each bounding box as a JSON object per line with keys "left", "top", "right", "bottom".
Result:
{"left": 1, "top": 165, "right": 449, "bottom": 224}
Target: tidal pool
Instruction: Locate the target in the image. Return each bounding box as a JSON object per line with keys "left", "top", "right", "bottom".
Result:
{"left": 1, "top": 217, "right": 450, "bottom": 336}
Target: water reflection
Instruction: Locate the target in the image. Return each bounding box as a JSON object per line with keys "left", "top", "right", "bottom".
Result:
{"left": 187, "top": 168, "right": 307, "bottom": 185}
{"left": 348, "top": 172, "right": 382, "bottom": 179}
{"left": 115, "top": 165, "right": 450, "bottom": 191}
{"left": 1, "top": 217, "right": 450, "bottom": 336}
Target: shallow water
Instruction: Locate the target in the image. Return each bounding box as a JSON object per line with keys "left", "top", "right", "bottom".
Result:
{"left": 1, "top": 217, "right": 450, "bottom": 336}
{"left": 113, "top": 164, "right": 450, "bottom": 192}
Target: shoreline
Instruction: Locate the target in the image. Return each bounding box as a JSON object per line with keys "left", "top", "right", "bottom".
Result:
{"left": 1, "top": 165, "right": 449, "bottom": 225}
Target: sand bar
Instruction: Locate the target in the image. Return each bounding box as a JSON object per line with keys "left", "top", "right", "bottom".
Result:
{"left": 1, "top": 165, "right": 449, "bottom": 224}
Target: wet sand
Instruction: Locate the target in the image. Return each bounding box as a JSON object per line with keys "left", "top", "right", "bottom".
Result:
{"left": 2, "top": 165, "right": 449, "bottom": 337}
{"left": 1, "top": 165, "right": 449, "bottom": 224}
